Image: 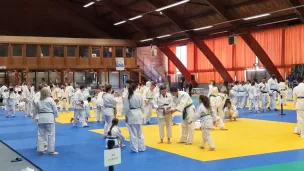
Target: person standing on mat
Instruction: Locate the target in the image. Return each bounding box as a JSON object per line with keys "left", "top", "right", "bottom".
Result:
{"left": 268, "top": 74, "right": 279, "bottom": 111}
{"left": 4, "top": 87, "right": 16, "bottom": 117}
{"left": 259, "top": 79, "right": 269, "bottom": 112}
{"left": 293, "top": 77, "right": 304, "bottom": 138}
{"left": 143, "top": 81, "right": 157, "bottom": 124}
{"left": 103, "top": 85, "right": 117, "bottom": 137}
{"left": 96, "top": 87, "right": 105, "bottom": 123}
{"left": 168, "top": 87, "right": 195, "bottom": 145}
{"left": 73, "top": 85, "right": 89, "bottom": 128}
{"left": 153, "top": 85, "right": 173, "bottom": 144}
{"left": 278, "top": 80, "right": 288, "bottom": 106}
{"left": 123, "top": 83, "right": 146, "bottom": 153}
{"left": 33, "top": 87, "right": 59, "bottom": 155}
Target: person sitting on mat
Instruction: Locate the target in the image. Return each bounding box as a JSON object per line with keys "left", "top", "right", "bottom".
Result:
{"left": 107, "top": 118, "right": 126, "bottom": 148}
{"left": 224, "top": 100, "right": 239, "bottom": 121}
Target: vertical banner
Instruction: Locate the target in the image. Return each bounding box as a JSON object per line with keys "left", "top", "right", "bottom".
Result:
{"left": 116, "top": 58, "right": 125, "bottom": 71}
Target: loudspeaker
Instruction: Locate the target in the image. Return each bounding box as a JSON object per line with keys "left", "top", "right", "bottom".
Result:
{"left": 228, "top": 36, "right": 237, "bottom": 45}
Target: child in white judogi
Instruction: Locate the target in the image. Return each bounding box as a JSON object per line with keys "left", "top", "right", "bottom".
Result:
{"left": 59, "top": 86, "right": 69, "bottom": 112}
{"left": 143, "top": 81, "right": 157, "bottom": 124}
{"left": 224, "top": 100, "right": 238, "bottom": 121}
{"left": 84, "top": 97, "right": 92, "bottom": 121}
{"left": 259, "top": 79, "right": 269, "bottom": 112}
{"left": 210, "top": 87, "right": 227, "bottom": 130}
{"left": 106, "top": 118, "right": 126, "bottom": 148}
{"left": 114, "top": 92, "right": 123, "bottom": 117}
{"left": 96, "top": 88, "right": 105, "bottom": 123}
{"left": 278, "top": 80, "right": 288, "bottom": 106}
{"left": 216, "top": 89, "right": 228, "bottom": 122}
{"left": 229, "top": 81, "right": 239, "bottom": 107}
{"left": 4, "top": 88, "right": 17, "bottom": 117}
{"left": 190, "top": 95, "right": 216, "bottom": 151}
{"left": 237, "top": 82, "right": 247, "bottom": 108}
{"left": 249, "top": 82, "right": 260, "bottom": 113}
{"left": 153, "top": 85, "right": 173, "bottom": 144}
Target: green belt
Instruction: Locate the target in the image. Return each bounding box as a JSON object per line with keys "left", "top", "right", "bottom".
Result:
{"left": 200, "top": 114, "right": 210, "bottom": 118}
{"left": 182, "top": 103, "right": 193, "bottom": 120}
{"left": 209, "top": 95, "right": 217, "bottom": 98}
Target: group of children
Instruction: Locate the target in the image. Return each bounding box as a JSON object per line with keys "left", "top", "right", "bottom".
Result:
{"left": 227, "top": 75, "right": 289, "bottom": 113}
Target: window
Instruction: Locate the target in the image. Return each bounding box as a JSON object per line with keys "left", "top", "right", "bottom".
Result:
{"left": 54, "top": 45, "right": 64, "bottom": 57}
{"left": 12, "top": 44, "right": 22, "bottom": 56}
{"left": 126, "top": 47, "right": 135, "bottom": 58}
{"left": 40, "top": 45, "right": 50, "bottom": 57}
{"left": 26, "top": 44, "right": 37, "bottom": 57}
{"left": 92, "top": 47, "right": 100, "bottom": 57}
{"left": 67, "top": 46, "right": 76, "bottom": 57}
{"left": 103, "top": 47, "right": 112, "bottom": 58}
{"left": 0, "top": 44, "right": 8, "bottom": 57}
{"left": 79, "top": 46, "right": 89, "bottom": 58}
{"left": 115, "top": 47, "right": 123, "bottom": 57}
{"left": 176, "top": 45, "right": 187, "bottom": 72}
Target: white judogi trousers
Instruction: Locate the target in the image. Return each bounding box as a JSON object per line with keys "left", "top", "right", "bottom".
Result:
{"left": 279, "top": 91, "right": 287, "bottom": 105}
{"left": 129, "top": 124, "right": 146, "bottom": 152}
{"left": 5, "top": 105, "right": 15, "bottom": 116}
{"left": 249, "top": 98, "right": 259, "bottom": 111}
{"left": 96, "top": 106, "right": 105, "bottom": 122}
{"left": 73, "top": 109, "right": 88, "bottom": 127}
{"left": 180, "top": 107, "right": 195, "bottom": 144}
{"left": 104, "top": 115, "right": 114, "bottom": 134}
{"left": 60, "top": 99, "right": 69, "bottom": 111}
{"left": 261, "top": 93, "right": 269, "bottom": 111}
{"left": 238, "top": 96, "right": 246, "bottom": 108}
{"left": 269, "top": 91, "right": 277, "bottom": 110}
{"left": 212, "top": 107, "right": 225, "bottom": 129}
{"left": 143, "top": 103, "right": 152, "bottom": 124}
{"left": 200, "top": 115, "right": 214, "bottom": 148}
{"left": 294, "top": 110, "right": 304, "bottom": 138}
{"left": 158, "top": 115, "right": 172, "bottom": 139}
{"left": 37, "top": 123, "right": 55, "bottom": 152}
{"left": 25, "top": 100, "right": 32, "bottom": 116}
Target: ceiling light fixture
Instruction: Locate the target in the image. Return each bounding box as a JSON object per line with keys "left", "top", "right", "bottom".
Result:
{"left": 209, "top": 31, "right": 228, "bottom": 35}
{"left": 257, "top": 18, "right": 298, "bottom": 26}
{"left": 140, "top": 38, "right": 153, "bottom": 42}
{"left": 155, "top": 0, "right": 190, "bottom": 12}
{"left": 243, "top": 13, "right": 271, "bottom": 20}
{"left": 193, "top": 25, "right": 213, "bottom": 31}
{"left": 156, "top": 34, "right": 171, "bottom": 38}
{"left": 129, "top": 15, "right": 143, "bottom": 21}
{"left": 160, "top": 12, "right": 163, "bottom": 15}
{"left": 83, "top": 1, "right": 95, "bottom": 8}
{"left": 114, "top": 21, "right": 126, "bottom": 26}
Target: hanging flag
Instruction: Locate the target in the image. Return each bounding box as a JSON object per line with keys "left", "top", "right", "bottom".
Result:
{"left": 116, "top": 58, "right": 125, "bottom": 70}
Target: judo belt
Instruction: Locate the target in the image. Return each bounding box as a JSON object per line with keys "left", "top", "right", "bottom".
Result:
{"left": 200, "top": 114, "right": 210, "bottom": 118}
{"left": 182, "top": 103, "right": 193, "bottom": 120}
{"left": 270, "top": 89, "right": 279, "bottom": 93}
{"left": 160, "top": 104, "right": 169, "bottom": 116}
{"left": 297, "top": 97, "right": 304, "bottom": 99}
{"left": 209, "top": 95, "right": 217, "bottom": 98}
{"left": 261, "top": 91, "right": 268, "bottom": 94}
{"left": 130, "top": 107, "right": 140, "bottom": 110}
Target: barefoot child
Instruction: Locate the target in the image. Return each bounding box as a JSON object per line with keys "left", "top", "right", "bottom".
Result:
{"left": 190, "top": 95, "right": 216, "bottom": 151}
{"left": 84, "top": 97, "right": 92, "bottom": 121}
{"left": 224, "top": 100, "right": 239, "bottom": 121}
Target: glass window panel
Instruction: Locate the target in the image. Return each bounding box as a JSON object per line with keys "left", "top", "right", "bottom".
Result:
{"left": 54, "top": 45, "right": 64, "bottom": 57}
{"left": 79, "top": 46, "right": 89, "bottom": 58}
{"left": 126, "top": 47, "right": 135, "bottom": 58}
{"left": 115, "top": 47, "right": 123, "bottom": 57}
{"left": 103, "top": 47, "right": 112, "bottom": 58}
{"left": 176, "top": 45, "right": 187, "bottom": 72}
{"left": 40, "top": 45, "right": 50, "bottom": 57}
{"left": 67, "top": 46, "right": 76, "bottom": 57}
{"left": 92, "top": 47, "right": 100, "bottom": 57}
{"left": 0, "top": 44, "right": 8, "bottom": 57}
{"left": 12, "top": 44, "right": 22, "bottom": 56}
{"left": 26, "top": 44, "right": 37, "bottom": 57}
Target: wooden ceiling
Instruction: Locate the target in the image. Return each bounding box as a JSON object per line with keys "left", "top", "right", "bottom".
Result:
{"left": 0, "top": 0, "right": 303, "bottom": 45}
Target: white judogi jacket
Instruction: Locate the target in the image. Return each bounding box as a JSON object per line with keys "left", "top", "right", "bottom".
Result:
{"left": 171, "top": 91, "right": 194, "bottom": 120}
{"left": 74, "top": 90, "right": 85, "bottom": 110}
{"left": 5, "top": 92, "right": 17, "bottom": 106}
{"left": 293, "top": 83, "right": 304, "bottom": 110}
{"left": 122, "top": 88, "right": 128, "bottom": 99}
{"left": 153, "top": 92, "right": 172, "bottom": 118}
{"left": 216, "top": 93, "right": 227, "bottom": 109}
{"left": 123, "top": 92, "right": 144, "bottom": 125}
{"left": 34, "top": 92, "right": 41, "bottom": 103}
{"left": 66, "top": 86, "right": 75, "bottom": 97}
{"left": 248, "top": 85, "right": 258, "bottom": 99}
{"left": 109, "top": 125, "right": 125, "bottom": 141}
{"left": 84, "top": 100, "right": 90, "bottom": 118}
{"left": 191, "top": 103, "right": 216, "bottom": 129}
{"left": 238, "top": 85, "right": 246, "bottom": 96}
{"left": 103, "top": 93, "right": 117, "bottom": 116}
{"left": 136, "top": 86, "right": 145, "bottom": 94}
{"left": 268, "top": 78, "right": 279, "bottom": 94}
{"left": 96, "top": 92, "right": 105, "bottom": 107}
{"left": 15, "top": 86, "right": 22, "bottom": 93}
{"left": 143, "top": 88, "right": 157, "bottom": 105}
{"left": 224, "top": 105, "right": 239, "bottom": 117}
{"left": 278, "top": 82, "right": 288, "bottom": 92}
{"left": 33, "top": 97, "right": 58, "bottom": 124}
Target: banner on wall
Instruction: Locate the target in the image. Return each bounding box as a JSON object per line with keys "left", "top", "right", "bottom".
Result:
{"left": 116, "top": 58, "right": 125, "bottom": 70}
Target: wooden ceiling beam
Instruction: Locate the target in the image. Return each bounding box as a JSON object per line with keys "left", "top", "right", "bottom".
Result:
{"left": 146, "top": 0, "right": 233, "bottom": 82}
{"left": 98, "top": 1, "right": 151, "bottom": 38}
{"left": 53, "top": 0, "right": 125, "bottom": 38}
{"left": 205, "top": 0, "right": 283, "bottom": 80}
{"left": 286, "top": 0, "right": 304, "bottom": 23}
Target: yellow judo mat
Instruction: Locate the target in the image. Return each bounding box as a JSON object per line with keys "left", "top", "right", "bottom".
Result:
{"left": 91, "top": 118, "right": 303, "bottom": 161}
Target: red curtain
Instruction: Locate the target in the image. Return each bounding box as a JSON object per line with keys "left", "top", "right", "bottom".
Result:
{"left": 187, "top": 43, "right": 195, "bottom": 72}
{"left": 214, "top": 37, "right": 233, "bottom": 68}
{"left": 285, "top": 24, "right": 304, "bottom": 65}
{"left": 197, "top": 40, "right": 214, "bottom": 70}
{"left": 235, "top": 37, "right": 256, "bottom": 68}
{"left": 235, "top": 70, "right": 245, "bottom": 81}
{"left": 168, "top": 46, "right": 177, "bottom": 74}
{"left": 253, "top": 29, "right": 283, "bottom": 67}
{"left": 197, "top": 72, "right": 215, "bottom": 83}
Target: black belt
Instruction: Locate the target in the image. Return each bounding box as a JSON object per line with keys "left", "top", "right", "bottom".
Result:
{"left": 183, "top": 103, "right": 193, "bottom": 120}
{"left": 130, "top": 107, "right": 140, "bottom": 110}
{"left": 261, "top": 91, "right": 268, "bottom": 94}
{"left": 298, "top": 97, "right": 304, "bottom": 99}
